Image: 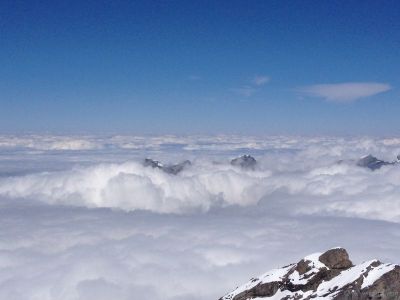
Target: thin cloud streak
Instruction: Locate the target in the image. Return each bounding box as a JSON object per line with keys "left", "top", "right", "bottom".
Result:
{"left": 231, "top": 86, "right": 257, "bottom": 97}
{"left": 231, "top": 75, "right": 270, "bottom": 98}
{"left": 301, "top": 82, "right": 391, "bottom": 102}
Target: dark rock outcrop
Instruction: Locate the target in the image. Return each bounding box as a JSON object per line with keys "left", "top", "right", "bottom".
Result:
{"left": 143, "top": 158, "right": 191, "bottom": 175}
{"left": 220, "top": 248, "right": 400, "bottom": 300}
{"left": 162, "top": 160, "right": 191, "bottom": 175}
{"left": 143, "top": 158, "right": 163, "bottom": 169}
{"left": 231, "top": 155, "right": 257, "bottom": 170}
{"left": 356, "top": 155, "right": 393, "bottom": 170}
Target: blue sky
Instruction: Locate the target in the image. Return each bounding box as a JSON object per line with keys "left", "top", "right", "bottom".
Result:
{"left": 1, "top": 0, "right": 399, "bottom": 134}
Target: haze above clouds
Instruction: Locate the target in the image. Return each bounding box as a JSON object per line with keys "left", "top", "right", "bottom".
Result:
{"left": 1, "top": 135, "right": 400, "bottom": 300}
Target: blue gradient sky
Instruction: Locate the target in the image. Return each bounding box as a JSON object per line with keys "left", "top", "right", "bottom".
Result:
{"left": 1, "top": 1, "right": 399, "bottom": 134}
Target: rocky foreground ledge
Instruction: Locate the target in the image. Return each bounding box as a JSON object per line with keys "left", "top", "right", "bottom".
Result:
{"left": 220, "top": 248, "right": 400, "bottom": 300}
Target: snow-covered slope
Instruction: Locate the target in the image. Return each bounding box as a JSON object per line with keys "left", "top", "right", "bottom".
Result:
{"left": 220, "top": 248, "right": 400, "bottom": 300}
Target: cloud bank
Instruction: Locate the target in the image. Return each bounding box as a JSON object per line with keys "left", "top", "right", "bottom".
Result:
{"left": 1, "top": 135, "right": 400, "bottom": 221}
{"left": 301, "top": 82, "right": 391, "bottom": 102}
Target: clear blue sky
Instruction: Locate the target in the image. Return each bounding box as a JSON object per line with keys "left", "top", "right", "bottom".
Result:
{"left": 1, "top": 0, "right": 399, "bottom": 135}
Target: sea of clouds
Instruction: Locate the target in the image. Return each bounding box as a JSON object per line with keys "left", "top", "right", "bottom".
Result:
{"left": 1, "top": 135, "right": 400, "bottom": 300}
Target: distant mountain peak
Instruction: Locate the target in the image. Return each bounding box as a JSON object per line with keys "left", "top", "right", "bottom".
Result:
{"left": 356, "top": 154, "right": 397, "bottom": 170}
{"left": 143, "top": 158, "right": 191, "bottom": 175}
{"left": 220, "top": 248, "right": 399, "bottom": 300}
{"left": 231, "top": 155, "right": 257, "bottom": 170}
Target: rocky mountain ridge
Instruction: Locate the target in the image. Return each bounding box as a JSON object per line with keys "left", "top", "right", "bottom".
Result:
{"left": 356, "top": 154, "right": 400, "bottom": 171}
{"left": 220, "top": 248, "right": 400, "bottom": 300}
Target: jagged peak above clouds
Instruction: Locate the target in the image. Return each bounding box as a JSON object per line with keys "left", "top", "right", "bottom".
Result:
{"left": 230, "top": 155, "right": 257, "bottom": 170}
{"left": 356, "top": 154, "right": 399, "bottom": 171}
{"left": 220, "top": 248, "right": 399, "bottom": 300}
{"left": 143, "top": 158, "right": 192, "bottom": 175}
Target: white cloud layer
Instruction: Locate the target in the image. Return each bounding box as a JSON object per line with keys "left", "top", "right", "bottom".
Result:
{"left": 1, "top": 135, "right": 400, "bottom": 221}
{"left": 2, "top": 200, "right": 400, "bottom": 300}
{"left": 1, "top": 135, "right": 400, "bottom": 300}
{"left": 301, "top": 82, "right": 391, "bottom": 102}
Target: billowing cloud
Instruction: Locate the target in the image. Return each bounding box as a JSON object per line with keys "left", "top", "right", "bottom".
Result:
{"left": 301, "top": 82, "right": 391, "bottom": 102}
{"left": 0, "top": 162, "right": 268, "bottom": 213}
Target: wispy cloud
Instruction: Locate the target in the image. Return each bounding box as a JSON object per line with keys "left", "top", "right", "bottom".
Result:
{"left": 252, "top": 75, "right": 270, "bottom": 86}
{"left": 231, "top": 86, "right": 257, "bottom": 97}
{"left": 301, "top": 82, "right": 391, "bottom": 102}
{"left": 231, "top": 75, "right": 270, "bottom": 98}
